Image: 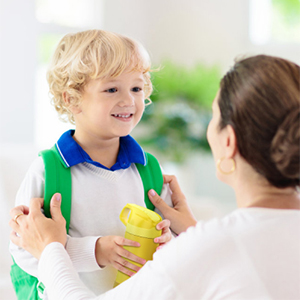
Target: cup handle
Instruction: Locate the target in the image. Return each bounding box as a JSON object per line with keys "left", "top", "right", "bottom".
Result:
{"left": 119, "top": 206, "right": 132, "bottom": 226}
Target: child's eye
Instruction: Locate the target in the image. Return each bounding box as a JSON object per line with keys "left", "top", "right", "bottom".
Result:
{"left": 105, "top": 88, "right": 117, "bottom": 93}
{"left": 132, "top": 87, "right": 142, "bottom": 92}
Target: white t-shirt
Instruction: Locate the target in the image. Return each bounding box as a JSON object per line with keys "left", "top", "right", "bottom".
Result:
{"left": 39, "top": 207, "right": 300, "bottom": 300}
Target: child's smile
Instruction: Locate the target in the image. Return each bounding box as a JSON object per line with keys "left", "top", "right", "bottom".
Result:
{"left": 111, "top": 113, "right": 134, "bottom": 121}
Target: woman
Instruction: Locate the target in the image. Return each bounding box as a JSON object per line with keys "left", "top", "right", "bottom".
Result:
{"left": 10, "top": 55, "right": 300, "bottom": 299}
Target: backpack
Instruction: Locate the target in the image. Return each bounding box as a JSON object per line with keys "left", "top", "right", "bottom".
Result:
{"left": 10, "top": 145, "right": 163, "bottom": 300}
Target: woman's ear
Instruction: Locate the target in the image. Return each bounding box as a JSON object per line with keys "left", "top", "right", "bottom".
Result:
{"left": 62, "top": 92, "right": 81, "bottom": 115}
{"left": 224, "top": 125, "right": 237, "bottom": 158}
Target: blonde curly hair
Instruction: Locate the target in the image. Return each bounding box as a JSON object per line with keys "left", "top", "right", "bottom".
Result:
{"left": 47, "top": 29, "right": 153, "bottom": 124}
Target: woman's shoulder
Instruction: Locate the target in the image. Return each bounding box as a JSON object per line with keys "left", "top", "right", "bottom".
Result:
{"left": 193, "top": 207, "right": 300, "bottom": 240}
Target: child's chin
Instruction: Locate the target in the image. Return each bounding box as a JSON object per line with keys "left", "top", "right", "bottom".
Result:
{"left": 117, "top": 129, "right": 134, "bottom": 137}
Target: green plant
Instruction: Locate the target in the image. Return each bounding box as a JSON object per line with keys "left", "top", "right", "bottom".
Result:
{"left": 136, "top": 61, "right": 221, "bottom": 162}
{"left": 272, "top": 0, "right": 300, "bottom": 23}
{"left": 271, "top": 0, "right": 300, "bottom": 42}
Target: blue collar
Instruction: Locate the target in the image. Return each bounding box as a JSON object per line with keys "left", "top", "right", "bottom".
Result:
{"left": 55, "top": 130, "right": 146, "bottom": 171}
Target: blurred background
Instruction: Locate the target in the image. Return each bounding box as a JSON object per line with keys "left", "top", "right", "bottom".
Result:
{"left": 0, "top": 0, "right": 299, "bottom": 298}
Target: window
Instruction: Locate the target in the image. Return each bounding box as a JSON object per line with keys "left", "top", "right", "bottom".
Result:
{"left": 249, "top": 0, "right": 300, "bottom": 45}
{"left": 272, "top": 0, "right": 300, "bottom": 43}
{"left": 36, "top": 0, "right": 102, "bottom": 28}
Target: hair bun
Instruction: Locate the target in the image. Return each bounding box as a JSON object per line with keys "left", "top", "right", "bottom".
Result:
{"left": 271, "top": 108, "right": 300, "bottom": 180}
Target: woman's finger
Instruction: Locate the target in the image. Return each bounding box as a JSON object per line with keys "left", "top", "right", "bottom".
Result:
{"left": 9, "top": 218, "right": 20, "bottom": 232}
{"left": 148, "top": 189, "right": 173, "bottom": 218}
{"left": 29, "top": 198, "right": 44, "bottom": 214}
{"left": 9, "top": 212, "right": 27, "bottom": 229}
{"left": 10, "top": 231, "right": 21, "bottom": 247}
{"left": 50, "top": 193, "right": 65, "bottom": 223}
{"left": 163, "top": 175, "right": 186, "bottom": 206}
{"left": 10, "top": 205, "right": 29, "bottom": 219}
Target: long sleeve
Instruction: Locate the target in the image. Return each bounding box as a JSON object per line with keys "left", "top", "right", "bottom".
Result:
{"left": 39, "top": 242, "right": 177, "bottom": 300}
{"left": 65, "top": 236, "right": 101, "bottom": 272}
{"left": 39, "top": 243, "right": 97, "bottom": 300}
{"left": 9, "top": 158, "right": 101, "bottom": 275}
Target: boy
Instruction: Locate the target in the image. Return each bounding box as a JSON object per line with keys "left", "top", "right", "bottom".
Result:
{"left": 10, "top": 29, "right": 172, "bottom": 299}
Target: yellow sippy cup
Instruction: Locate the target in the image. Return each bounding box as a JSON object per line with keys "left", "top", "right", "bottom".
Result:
{"left": 113, "top": 203, "right": 162, "bottom": 287}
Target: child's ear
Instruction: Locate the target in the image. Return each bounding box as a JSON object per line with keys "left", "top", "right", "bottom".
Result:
{"left": 62, "top": 92, "right": 81, "bottom": 114}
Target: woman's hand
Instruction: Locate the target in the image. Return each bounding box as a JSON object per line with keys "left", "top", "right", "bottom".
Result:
{"left": 9, "top": 193, "right": 67, "bottom": 260}
{"left": 154, "top": 219, "right": 172, "bottom": 250}
{"left": 95, "top": 236, "right": 146, "bottom": 277}
{"left": 148, "top": 175, "right": 197, "bottom": 235}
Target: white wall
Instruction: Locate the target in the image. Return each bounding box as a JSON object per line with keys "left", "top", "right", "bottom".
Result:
{"left": 103, "top": 0, "right": 300, "bottom": 70}
{"left": 0, "top": 0, "right": 37, "bottom": 144}
{"left": 103, "top": 0, "right": 249, "bottom": 69}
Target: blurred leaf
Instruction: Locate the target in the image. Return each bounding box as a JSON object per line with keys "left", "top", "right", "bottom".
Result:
{"left": 272, "top": 0, "right": 300, "bottom": 23}
{"left": 137, "top": 61, "right": 221, "bottom": 163}
{"left": 151, "top": 61, "right": 220, "bottom": 109}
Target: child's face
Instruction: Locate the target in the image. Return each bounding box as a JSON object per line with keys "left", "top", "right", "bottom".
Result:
{"left": 74, "top": 68, "right": 146, "bottom": 140}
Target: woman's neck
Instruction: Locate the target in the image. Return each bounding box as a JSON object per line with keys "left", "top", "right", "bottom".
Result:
{"left": 233, "top": 174, "right": 300, "bottom": 210}
{"left": 225, "top": 155, "right": 300, "bottom": 210}
{"left": 245, "top": 189, "right": 299, "bottom": 210}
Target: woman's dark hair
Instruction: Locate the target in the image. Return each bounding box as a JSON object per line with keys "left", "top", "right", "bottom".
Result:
{"left": 218, "top": 55, "right": 300, "bottom": 188}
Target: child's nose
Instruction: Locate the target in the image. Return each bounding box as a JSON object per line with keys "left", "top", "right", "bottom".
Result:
{"left": 119, "top": 92, "right": 135, "bottom": 106}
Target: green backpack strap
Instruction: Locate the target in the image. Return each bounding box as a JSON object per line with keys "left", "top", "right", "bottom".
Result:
{"left": 135, "top": 152, "right": 163, "bottom": 211}
{"left": 39, "top": 145, "right": 72, "bottom": 233}
{"left": 10, "top": 145, "right": 70, "bottom": 300}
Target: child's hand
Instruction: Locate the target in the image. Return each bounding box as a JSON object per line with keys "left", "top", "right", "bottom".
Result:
{"left": 154, "top": 219, "right": 172, "bottom": 250}
{"left": 95, "top": 236, "right": 146, "bottom": 277}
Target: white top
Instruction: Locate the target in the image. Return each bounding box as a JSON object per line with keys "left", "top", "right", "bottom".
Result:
{"left": 39, "top": 207, "right": 300, "bottom": 300}
{"left": 9, "top": 157, "right": 172, "bottom": 298}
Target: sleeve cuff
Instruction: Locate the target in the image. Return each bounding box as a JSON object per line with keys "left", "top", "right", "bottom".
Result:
{"left": 65, "top": 236, "right": 100, "bottom": 272}
{"left": 39, "top": 243, "right": 96, "bottom": 300}
{"left": 39, "top": 242, "right": 67, "bottom": 280}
